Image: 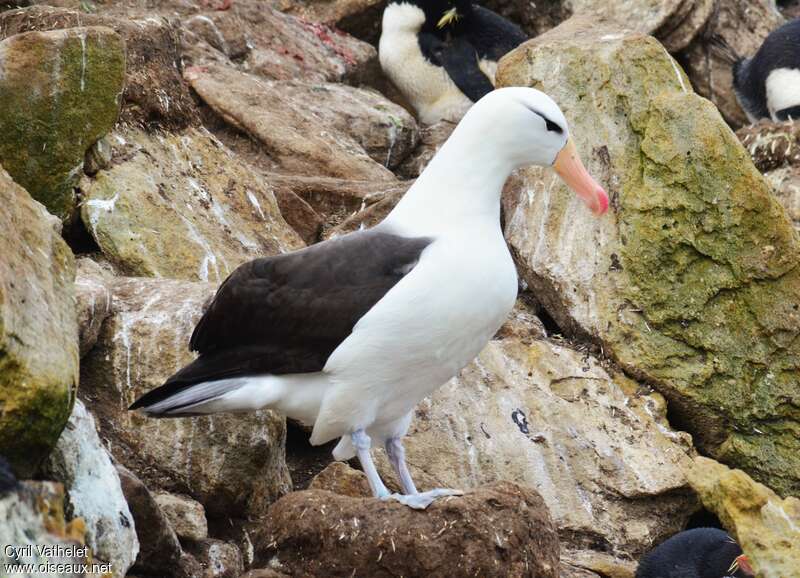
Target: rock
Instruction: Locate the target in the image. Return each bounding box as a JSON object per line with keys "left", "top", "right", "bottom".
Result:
{"left": 274, "top": 0, "right": 386, "bottom": 43}
{"left": 42, "top": 400, "right": 139, "bottom": 577}
{"left": 0, "top": 25, "right": 125, "bottom": 219}
{"left": 267, "top": 174, "right": 411, "bottom": 235}
{"left": 321, "top": 181, "right": 411, "bottom": 238}
{"left": 687, "top": 457, "right": 800, "bottom": 578}
{"left": 566, "top": 0, "right": 714, "bottom": 52}
{"left": 374, "top": 336, "right": 695, "bottom": 565}
{"left": 308, "top": 462, "right": 371, "bottom": 498}
{"left": 0, "top": 6, "right": 199, "bottom": 128}
{"left": 185, "top": 539, "right": 244, "bottom": 578}
{"left": 186, "top": 64, "right": 416, "bottom": 180}
{"left": 0, "top": 481, "right": 94, "bottom": 578}
{"left": 80, "top": 277, "right": 292, "bottom": 520}
{"left": 79, "top": 127, "right": 304, "bottom": 282}
{"left": 480, "top": 0, "right": 570, "bottom": 39}
{"left": 679, "top": 0, "right": 785, "bottom": 127}
{"left": 153, "top": 492, "right": 209, "bottom": 542}
{"left": 180, "top": 0, "right": 377, "bottom": 85}
{"left": 239, "top": 570, "right": 290, "bottom": 578}
{"left": 255, "top": 482, "right": 560, "bottom": 578}
{"left": 75, "top": 257, "right": 113, "bottom": 357}
{"left": 0, "top": 166, "right": 78, "bottom": 478}
{"left": 497, "top": 17, "right": 800, "bottom": 496}
{"left": 117, "top": 465, "right": 183, "bottom": 576}
{"left": 737, "top": 120, "right": 800, "bottom": 172}
{"left": 271, "top": 188, "right": 323, "bottom": 245}
{"left": 763, "top": 165, "right": 800, "bottom": 229}
{"left": 396, "top": 120, "right": 456, "bottom": 179}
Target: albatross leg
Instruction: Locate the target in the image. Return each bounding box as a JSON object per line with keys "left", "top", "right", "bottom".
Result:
{"left": 352, "top": 429, "right": 391, "bottom": 498}
{"left": 351, "top": 430, "right": 462, "bottom": 509}
{"left": 383, "top": 436, "right": 463, "bottom": 510}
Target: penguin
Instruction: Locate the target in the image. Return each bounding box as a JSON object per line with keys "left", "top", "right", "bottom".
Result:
{"left": 732, "top": 18, "right": 800, "bottom": 122}
{"left": 636, "top": 528, "right": 754, "bottom": 578}
{"left": 379, "top": 0, "right": 527, "bottom": 124}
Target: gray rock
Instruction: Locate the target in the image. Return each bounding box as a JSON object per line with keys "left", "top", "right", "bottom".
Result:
{"left": 43, "top": 400, "right": 139, "bottom": 577}
{"left": 74, "top": 258, "right": 113, "bottom": 358}
{"left": 81, "top": 277, "right": 292, "bottom": 521}
{"left": 0, "top": 481, "right": 94, "bottom": 578}
{"left": 80, "top": 127, "right": 304, "bottom": 282}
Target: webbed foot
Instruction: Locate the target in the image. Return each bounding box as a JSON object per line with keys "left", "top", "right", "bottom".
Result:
{"left": 381, "top": 488, "right": 463, "bottom": 509}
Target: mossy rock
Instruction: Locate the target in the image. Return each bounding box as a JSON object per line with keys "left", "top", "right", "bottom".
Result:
{"left": 0, "top": 26, "right": 125, "bottom": 220}
{"left": 498, "top": 16, "right": 800, "bottom": 496}
{"left": 0, "top": 167, "right": 78, "bottom": 477}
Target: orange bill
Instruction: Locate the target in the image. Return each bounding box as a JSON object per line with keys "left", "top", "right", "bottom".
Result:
{"left": 553, "top": 138, "right": 609, "bottom": 216}
{"left": 728, "top": 554, "right": 754, "bottom": 576}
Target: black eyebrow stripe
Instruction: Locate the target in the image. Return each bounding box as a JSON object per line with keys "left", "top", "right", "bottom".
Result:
{"left": 522, "top": 104, "right": 564, "bottom": 134}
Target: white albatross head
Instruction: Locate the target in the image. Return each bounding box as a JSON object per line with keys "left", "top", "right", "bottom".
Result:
{"left": 459, "top": 87, "right": 609, "bottom": 215}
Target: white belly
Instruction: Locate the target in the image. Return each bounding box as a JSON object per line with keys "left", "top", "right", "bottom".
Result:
{"left": 766, "top": 68, "right": 800, "bottom": 120}
{"left": 310, "top": 231, "right": 517, "bottom": 444}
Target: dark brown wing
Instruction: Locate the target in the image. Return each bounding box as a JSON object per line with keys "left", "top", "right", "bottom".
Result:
{"left": 130, "top": 229, "right": 431, "bottom": 409}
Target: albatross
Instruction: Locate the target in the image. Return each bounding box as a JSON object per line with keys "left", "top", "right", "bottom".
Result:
{"left": 130, "top": 87, "right": 609, "bottom": 509}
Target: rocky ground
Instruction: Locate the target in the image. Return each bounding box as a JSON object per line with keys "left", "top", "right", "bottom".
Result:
{"left": 0, "top": 0, "right": 799, "bottom": 577}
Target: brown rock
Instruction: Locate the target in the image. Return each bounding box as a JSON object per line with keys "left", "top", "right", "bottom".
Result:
{"left": 396, "top": 120, "right": 456, "bottom": 179}
{"left": 271, "top": 188, "right": 324, "bottom": 245}
{"left": 679, "top": 0, "right": 785, "bottom": 127}
{"left": 179, "top": 0, "right": 377, "bottom": 85}
{"left": 255, "top": 482, "right": 560, "bottom": 578}
{"left": 267, "top": 174, "right": 411, "bottom": 235}
{"left": 480, "top": 0, "right": 569, "bottom": 38}
{"left": 737, "top": 120, "right": 800, "bottom": 172}
{"left": 239, "top": 570, "right": 290, "bottom": 578}
{"left": 117, "top": 465, "right": 183, "bottom": 576}
{"left": 186, "top": 64, "right": 416, "bottom": 180}
{"left": 75, "top": 257, "right": 113, "bottom": 358}
{"left": 80, "top": 277, "right": 292, "bottom": 520}
{"left": 274, "top": 0, "right": 386, "bottom": 43}
{"left": 322, "top": 182, "right": 410, "bottom": 238}
{"left": 0, "top": 6, "right": 199, "bottom": 129}
{"left": 308, "top": 462, "right": 371, "bottom": 498}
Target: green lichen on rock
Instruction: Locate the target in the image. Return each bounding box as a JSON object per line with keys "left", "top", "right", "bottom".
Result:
{"left": 0, "top": 167, "right": 79, "bottom": 477}
{"left": 498, "top": 17, "right": 800, "bottom": 495}
{"left": 0, "top": 26, "right": 125, "bottom": 220}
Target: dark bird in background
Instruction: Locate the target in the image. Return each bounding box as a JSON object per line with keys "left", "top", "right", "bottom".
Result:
{"left": 379, "top": 0, "right": 527, "bottom": 124}
{"left": 636, "top": 528, "right": 755, "bottom": 578}
{"left": 720, "top": 18, "right": 800, "bottom": 122}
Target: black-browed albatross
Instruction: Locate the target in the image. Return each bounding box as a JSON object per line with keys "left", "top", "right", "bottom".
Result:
{"left": 130, "top": 87, "right": 609, "bottom": 509}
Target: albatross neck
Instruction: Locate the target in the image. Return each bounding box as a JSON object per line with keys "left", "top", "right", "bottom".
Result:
{"left": 383, "top": 127, "right": 516, "bottom": 236}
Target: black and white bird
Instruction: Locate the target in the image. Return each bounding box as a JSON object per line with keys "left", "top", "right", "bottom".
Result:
{"left": 130, "top": 87, "right": 609, "bottom": 509}
{"left": 732, "top": 18, "right": 800, "bottom": 122}
{"left": 636, "top": 528, "right": 755, "bottom": 578}
{"left": 379, "top": 0, "right": 527, "bottom": 124}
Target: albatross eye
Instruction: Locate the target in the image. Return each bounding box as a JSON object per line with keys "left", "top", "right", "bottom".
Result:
{"left": 521, "top": 103, "right": 564, "bottom": 134}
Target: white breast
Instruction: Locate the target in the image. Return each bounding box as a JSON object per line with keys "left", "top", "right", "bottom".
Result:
{"left": 310, "top": 226, "right": 517, "bottom": 444}
{"left": 766, "top": 67, "right": 800, "bottom": 120}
